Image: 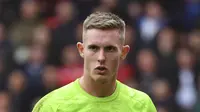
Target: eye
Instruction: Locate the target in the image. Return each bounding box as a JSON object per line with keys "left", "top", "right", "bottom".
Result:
{"left": 88, "top": 45, "right": 99, "bottom": 52}
{"left": 105, "top": 46, "right": 117, "bottom": 52}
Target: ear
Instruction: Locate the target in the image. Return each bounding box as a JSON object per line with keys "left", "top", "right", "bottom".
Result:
{"left": 77, "top": 42, "right": 84, "bottom": 58}
{"left": 121, "top": 45, "right": 130, "bottom": 60}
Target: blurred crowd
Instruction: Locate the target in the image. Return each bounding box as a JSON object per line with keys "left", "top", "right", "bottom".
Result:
{"left": 0, "top": 0, "right": 200, "bottom": 112}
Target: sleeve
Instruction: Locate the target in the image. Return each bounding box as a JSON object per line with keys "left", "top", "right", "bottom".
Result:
{"left": 142, "top": 95, "right": 157, "bottom": 112}
{"left": 32, "top": 96, "right": 55, "bottom": 112}
{"left": 32, "top": 103, "right": 54, "bottom": 112}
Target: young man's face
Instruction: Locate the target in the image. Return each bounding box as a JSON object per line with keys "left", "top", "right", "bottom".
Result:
{"left": 77, "top": 29, "right": 129, "bottom": 83}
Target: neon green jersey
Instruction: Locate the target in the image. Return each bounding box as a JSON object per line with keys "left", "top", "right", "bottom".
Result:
{"left": 32, "top": 79, "right": 157, "bottom": 112}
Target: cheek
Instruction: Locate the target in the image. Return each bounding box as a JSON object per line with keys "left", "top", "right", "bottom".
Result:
{"left": 107, "top": 54, "right": 120, "bottom": 69}
{"left": 84, "top": 53, "right": 96, "bottom": 70}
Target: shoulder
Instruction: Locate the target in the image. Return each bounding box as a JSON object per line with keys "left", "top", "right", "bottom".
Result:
{"left": 118, "top": 81, "right": 156, "bottom": 111}
{"left": 119, "top": 81, "right": 150, "bottom": 98}
{"left": 32, "top": 82, "right": 77, "bottom": 112}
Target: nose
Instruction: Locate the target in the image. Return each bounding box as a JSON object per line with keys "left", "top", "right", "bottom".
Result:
{"left": 98, "top": 49, "right": 105, "bottom": 64}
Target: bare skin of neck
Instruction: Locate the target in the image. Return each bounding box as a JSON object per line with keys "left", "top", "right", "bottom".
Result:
{"left": 79, "top": 75, "right": 117, "bottom": 97}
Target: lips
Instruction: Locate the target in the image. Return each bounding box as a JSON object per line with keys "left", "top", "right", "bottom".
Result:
{"left": 96, "top": 66, "right": 107, "bottom": 70}
{"left": 95, "top": 66, "right": 107, "bottom": 74}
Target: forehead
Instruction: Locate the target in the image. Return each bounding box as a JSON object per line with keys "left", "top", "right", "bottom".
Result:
{"left": 84, "top": 29, "right": 121, "bottom": 46}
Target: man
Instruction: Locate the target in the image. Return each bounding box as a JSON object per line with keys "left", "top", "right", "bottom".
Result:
{"left": 32, "top": 12, "right": 157, "bottom": 112}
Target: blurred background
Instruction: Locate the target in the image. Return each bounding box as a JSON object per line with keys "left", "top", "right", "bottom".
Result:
{"left": 0, "top": 0, "right": 200, "bottom": 112}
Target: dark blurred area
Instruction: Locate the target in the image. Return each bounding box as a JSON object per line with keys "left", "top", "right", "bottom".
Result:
{"left": 0, "top": 0, "right": 200, "bottom": 112}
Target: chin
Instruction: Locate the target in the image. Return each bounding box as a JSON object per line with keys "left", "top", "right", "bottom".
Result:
{"left": 91, "top": 73, "right": 110, "bottom": 84}
{"left": 95, "top": 78, "right": 108, "bottom": 84}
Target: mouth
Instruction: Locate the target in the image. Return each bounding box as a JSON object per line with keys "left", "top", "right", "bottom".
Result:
{"left": 95, "top": 66, "right": 107, "bottom": 74}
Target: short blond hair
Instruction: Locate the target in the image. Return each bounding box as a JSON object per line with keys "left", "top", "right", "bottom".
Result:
{"left": 83, "top": 12, "right": 126, "bottom": 43}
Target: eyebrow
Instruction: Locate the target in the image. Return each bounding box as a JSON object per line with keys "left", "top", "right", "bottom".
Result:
{"left": 87, "top": 44, "right": 118, "bottom": 50}
{"left": 104, "top": 45, "right": 117, "bottom": 49}
{"left": 87, "top": 44, "right": 99, "bottom": 48}
{"left": 87, "top": 44, "right": 117, "bottom": 47}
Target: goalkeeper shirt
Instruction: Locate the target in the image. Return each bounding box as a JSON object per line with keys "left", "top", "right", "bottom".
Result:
{"left": 32, "top": 79, "right": 157, "bottom": 112}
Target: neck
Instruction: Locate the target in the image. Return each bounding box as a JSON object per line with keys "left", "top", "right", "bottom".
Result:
{"left": 79, "top": 75, "right": 116, "bottom": 97}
